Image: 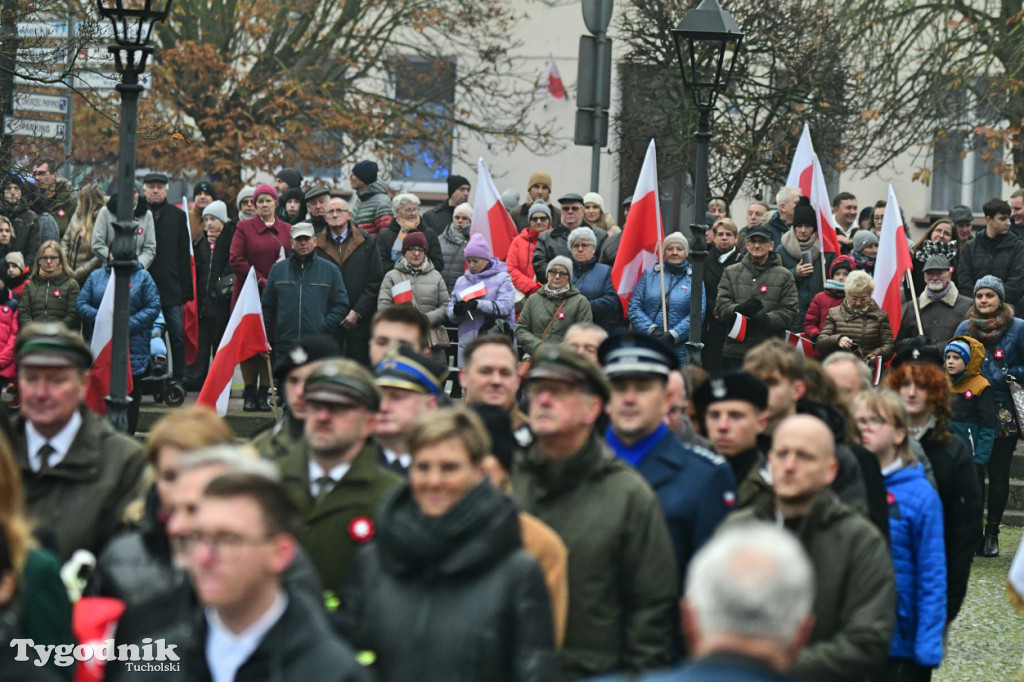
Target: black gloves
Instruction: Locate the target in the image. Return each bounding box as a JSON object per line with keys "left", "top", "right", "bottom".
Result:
{"left": 453, "top": 300, "right": 468, "bottom": 316}
{"left": 466, "top": 299, "right": 479, "bottom": 311}
{"left": 750, "top": 312, "right": 769, "bottom": 327}
{"left": 649, "top": 328, "right": 670, "bottom": 343}
{"left": 734, "top": 298, "right": 763, "bottom": 317}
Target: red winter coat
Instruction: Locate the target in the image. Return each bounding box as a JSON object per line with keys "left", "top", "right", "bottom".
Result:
{"left": 229, "top": 215, "right": 291, "bottom": 307}
{"left": 506, "top": 228, "right": 542, "bottom": 297}
{"left": 803, "top": 288, "right": 844, "bottom": 341}
{"left": 0, "top": 304, "right": 18, "bottom": 380}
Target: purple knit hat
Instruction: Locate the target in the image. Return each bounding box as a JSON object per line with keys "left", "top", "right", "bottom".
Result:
{"left": 464, "top": 232, "right": 492, "bottom": 259}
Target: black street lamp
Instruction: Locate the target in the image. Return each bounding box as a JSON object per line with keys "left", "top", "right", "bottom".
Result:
{"left": 672, "top": 0, "right": 743, "bottom": 367}
{"left": 96, "top": 0, "right": 171, "bottom": 432}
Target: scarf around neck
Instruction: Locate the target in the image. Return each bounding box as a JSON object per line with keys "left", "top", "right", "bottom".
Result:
{"left": 925, "top": 280, "right": 953, "bottom": 301}
{"left": 781, "top": 228, "right": 818, "bottom": 261}
{"left": 967, "top": 302, "right": 1015, "bottom": 343}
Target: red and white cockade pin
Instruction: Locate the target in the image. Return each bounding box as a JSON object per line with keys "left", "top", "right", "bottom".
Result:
{"left": 723, "top": 491, "right": 736, "bottom": 507}
{"left": 965, "top": 390, "right": 974, "bottom": 399}
{"left": 887, "top": 491, "right": 895, "bottom": 505}
{"left": 137, "top": 226, "right": 144, "bottom": 234}
{"left": 348, "top": 516, "right": 375, "bottom": 543}
{"left": 995, "top": 349, "right": 1005, "bottom": 360}
{"left": 557, "top": 311, "right": 566, "bottom": 320}
{"left": 52, "top": 289, "right": 61, "bottom": 298}
{"left": 759, "top": 285, "right": 768, "bottom": 293}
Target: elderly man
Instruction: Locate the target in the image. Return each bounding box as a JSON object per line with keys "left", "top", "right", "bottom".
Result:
{"left": 315, "top": 197, "right": 382, "bottom": 366}
{"left": 305, "top": 186, "right": 331, "bottom": 231}
{"left": 563, "top": 322, "right": 607, "bottom": 365}
{"left": 8, "top": 323, "right": 146, "bottom": 562}
{"left": 899, "top": 254, "right": 972, "bottom": 342}
{"left": 179, "top": 473, "right": 368, "bottom": 681}
{"left": 263, "top": 222, "right": 349, "bottom": 351}
{"left": 766, "top": 187, "right": 801, "bottom": 247}
{"left": 512, "top": 171, "right": 562, "bottom": 231}
{"left": 723, "top": 414, "right": 896, "bottom": 682}
{"left": 949, "top": 204, "right": 975, "bottom": 244}
{"left": 823, "top": 352, "right": 873, "bottom": 397}
{"left": 512, "top": 344, "right": 677, "bottom": 680}
{"left": 533, "top": 192, "right": 607, "bottom": 278}
{"left": 275, "top": 359, "right": 402, "bottom": 598}
{"left": 373, "top": 345, "right": 445, "bottom": 476}
{"left": 421, "top": 173, "right": 470, "bottom": 232}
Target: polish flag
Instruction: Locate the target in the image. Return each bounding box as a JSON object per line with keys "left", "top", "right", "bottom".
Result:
{"left": 84, "top": 275, "right": 132, "bottom": 415}
{"left": 872, "top": 185, "right": 913, "bottom": 338}
{"left": 197, "top": 267, "right": 270, "bottom": 416}
{"left": 728, "top": 313, "right": 748, "bottom": 342}
{"left": 786, "top": 124, "right": 840, "bottom": 254}
{"left": 785, "top": 330, "right": 815, "bottom": 357}
{"left": 182, "top": 197, "right": 199, "bottom": 365}
{"left": 458, "top": 281, "right": 488, "bottom": 301}
{"left": 470, "top": 158, "right": 519, "bottom": 260}
{"left": 278, "top": 245, "right": 286, "bottom": 261}
{"left": 536, "top": 56, "right": 566, "bottom": 99}
{"left": 612, "top": 139, "right": 664, "bottom": 315}
{"left": 391, "top": 279, "right": 414, "bottom": 304}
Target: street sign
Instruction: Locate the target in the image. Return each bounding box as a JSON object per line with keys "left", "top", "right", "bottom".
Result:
{"left": 16, "top": 20, "right": 69, "bottom": 39}
{"left": 68, "top": 70, "right": 153, "bottom": 90}
{"left": 13, "top": 92, "right": 69, "bottom": 115}
{"left": 13, "top": 73, "right": 66, "bottom": 88}
{"left": 3, "top": 117, "right": 66, "bottom": 140}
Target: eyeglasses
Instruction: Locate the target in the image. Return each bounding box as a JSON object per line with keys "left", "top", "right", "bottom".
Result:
{"left": 326, "top": 209, "right": 349, "bottom": 215}
{"left": 571, "top": 243, "right": 594, "bottom": 250}
{"left": 530, "top": 216, "right": 549, "bottom": 223}
{"left": 548, "top": 270, "right": 569, "bottom": 279}
{"left": 181, "top": 531, "right": 274, "bottom": 556}
{"left": 405, "top": 247, "right": 425, "bottom": 254}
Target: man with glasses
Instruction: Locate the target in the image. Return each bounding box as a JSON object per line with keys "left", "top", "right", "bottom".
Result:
{"left": 274, "top": 359, "right": 401, "bottom": 598}
{"left": 899, "top": 254, "right": 972, "bottom": 342}
{"left": 512, "top": 343, "right": 677, "bottom": 679}
{"left": 533, "top": 192, "right": 607, "bottom": 279}
{"left": 715, "top": 223, "right": 798, "bottom": 369}
{"left": 179, "top": 472, "right": 367, "bottom": 681}
{"left": 28, "top": 156, "right": 75, "bottom": 236}
{"left": 722, "top": 414, "right": 896, "bottom": 682}
{"left": 316, "top": 197, "right": 383, "bottom": 365}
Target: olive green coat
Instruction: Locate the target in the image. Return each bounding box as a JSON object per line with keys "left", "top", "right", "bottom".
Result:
{"left": 714, "top": 251, "right": 798, "bottom": 358}
{"left": 18, "top": 272, "right": 80, "bottom": 329}
{"left": 276, "top": 441, "right": 402, "bottom": 599}
{"left": 512, "top": 431, "right": 677, "bottom": 680}
{"left": 516, "top": 286, "right": 593, "bottom": 356}
{"left": 251, "top": 414, "right": 304, "bottom": 461}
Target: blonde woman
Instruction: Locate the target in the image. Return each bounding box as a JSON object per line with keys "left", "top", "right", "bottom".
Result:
{"left": 17, "top": 240, "right": 80, "bottom": 329}
{"left": 816, "top": 270, "right": 893, "bottom": 363}
{"left": 375, "top": 192, "right": 443, "bottom": 273}
{"left": 60, "top": 183, "right": 106, "bottom": 284}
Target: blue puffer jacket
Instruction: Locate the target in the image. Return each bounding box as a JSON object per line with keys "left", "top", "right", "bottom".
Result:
{"left": 572, "top": 258, "right": 622, "bottom": 332}
{"left": 76, "top": 262, "right": 162, "bottom": 376}
{"left": 885, "top": 462, "right": 946, "bottom": 667}
{"left": 628, "top": 261, "right": 705, "bottom": 365}
{"left": 953, "top": 316, "right": 1024, "bottom": 406}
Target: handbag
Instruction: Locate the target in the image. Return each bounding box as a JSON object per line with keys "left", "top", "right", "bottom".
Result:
{"left": 996, "top": 354, "right": 1024, "bottom": 428}
{"left": 517, "top": 299, "right": 567, "bottom": 379}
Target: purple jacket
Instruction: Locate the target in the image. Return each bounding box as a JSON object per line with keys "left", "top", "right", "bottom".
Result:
{"left": 446, "top": 258, "right": 516, "bottom": 364}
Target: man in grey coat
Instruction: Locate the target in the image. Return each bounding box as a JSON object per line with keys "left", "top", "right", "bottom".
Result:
{"left": 899, "top": 255, "right": 972, "bottom": 343}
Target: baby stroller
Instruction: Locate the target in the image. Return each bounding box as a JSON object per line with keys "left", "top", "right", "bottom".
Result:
{"left": 137, "top": 315, "right": 186, "bottom": 407}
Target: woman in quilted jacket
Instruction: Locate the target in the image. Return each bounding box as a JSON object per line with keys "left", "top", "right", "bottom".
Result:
{"left": 854, "top": 389, "right": 945, "bottom": 681}
{"left": 17, "top": 240, "right": 79, "bottom": 330}
{"left": 803, "top": 255, "right": 855, "bottom": 349}
{"left": 816, "top": 270, "right": 894, "bottom": 363}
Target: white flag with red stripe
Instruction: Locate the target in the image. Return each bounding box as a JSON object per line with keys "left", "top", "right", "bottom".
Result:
{"left": 728, "top": 313, "right": 748, "bottom": 342}
{"left": 785, "top": 330, "right": 815, "bottom": 357}
{"left": 391, "top": 279, "right": 414, "bottom": 304}
{"left": 458, "top": 281, "right": 488, "bottom": 301}
{"left": 873, "top": 185, "right": 913, "bottom": 338}
{"left": 84, "top": 275, "right": 132, "bottom": 415}
{"left": 470, "top": 158, "right": 519, "bottom": 261}
{"left": 197, "top": 267, "right": 270, "bottom": 416}
{"left": 182, "top": 197, "right": 199, "bottom": 365}
{"left": 536, "top": 56, "right": 566, "bottom": 99}
{"left": 612, "top": 139, "right": 664, "bottom": 316}
{"left": 786, "top": 125, "right": 840, "bottom": 254}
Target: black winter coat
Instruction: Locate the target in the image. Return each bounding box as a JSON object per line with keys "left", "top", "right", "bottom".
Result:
{"left": 375, "top": 219, "right": 444, "bottom": 273}
{"left": 339, "top": 482, "right": 557, "bottom": 682}
{"left": 146, "top": 200, "right": 194, "bottom": 306}
{"left": 957, "top": 230, "right": 1024, "bottom": 309}
{"left": 3, "top": 202, "right": 41, "bottom": 269}
{"left": 194, "top": 224, "right": 235, "bottom": 319}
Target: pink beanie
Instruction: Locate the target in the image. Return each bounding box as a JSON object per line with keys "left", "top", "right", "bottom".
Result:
{"left": 253, "top": 184, "right": 278, "bottom": 203}
{"left": 463, "top": 232, "right": 492, "bottom": 259}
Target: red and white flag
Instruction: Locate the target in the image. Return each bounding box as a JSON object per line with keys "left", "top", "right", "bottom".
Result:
{"left": 785, "top": 330, "right": 815, "bottom": 357}
{"left": 470, "top": 158, "right": 519, "bottom": 261}
{"left": 458, "top": 281, "right": 488, "bottom": 301}
{"left": 278, "top": 245, "right": 286, "bottom": 261}
{"left": 873, "top": 185, "right": 913, "bottom": 338}
{"left": 391, "top": 279, "right": 414, "bottom": 304}
{"left": 786, "top": 124, "right": 840, "bottom": 254}
{"left": 182, "top": 197, "right": 199, "bottom": 365}
{"left": 84, "top": 275, "right": 132, "bottom": 415}
{"left": 536, "top": 56, "right": 566, "bottom": 99}
{"left": 728, "top": 313, "right": 748, "bottom": 342}
{"left": 612, "top": 139, "right": 664, "bottom": 316}
{"left": 197, "top": 267, "right": 270, "bottom": 416}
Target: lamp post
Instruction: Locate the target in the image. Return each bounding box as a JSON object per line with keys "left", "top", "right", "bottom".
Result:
{"left": 672, "top": 0, "right": 743, "bottom": 367}
{"left": 96, "top": 0, "right": 171, "bottom": 432}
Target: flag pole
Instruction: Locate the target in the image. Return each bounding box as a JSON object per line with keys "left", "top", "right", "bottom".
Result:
{"left": 264, "top": 354, "right": 279, "bottom": 420}
{"left": 904, "top": 271, "right": 924, "bottom": 336}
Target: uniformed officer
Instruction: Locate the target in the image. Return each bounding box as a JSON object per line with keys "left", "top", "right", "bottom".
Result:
{"left": 692, "top": 371, "right": 772, "bottom": 509}
{"left": 599, "top": 332, "right": 737, "bottom": 581}
{"left": 272, "top": 358, "right": 402, "bottom": 600}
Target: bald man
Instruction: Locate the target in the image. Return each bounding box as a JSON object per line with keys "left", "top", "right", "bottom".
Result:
{"left": 722, "top": 414, "right": 895, "bottom": 682}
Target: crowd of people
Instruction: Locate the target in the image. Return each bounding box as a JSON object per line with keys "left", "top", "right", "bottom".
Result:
{"left": 0, "top": 158, "right": 1022, "bottom": 681}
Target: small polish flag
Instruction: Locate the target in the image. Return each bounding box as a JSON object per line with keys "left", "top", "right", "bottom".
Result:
{"left": 182, "top": 197, "right": 199, "bottom": 365}
{"left": 391, "top": 280, "right": 414, "bottom": 304}
{"left": 278, "top": 245, "right": 286, "bottom": 262}
{"left": 536, "top": 56, "right": 566, "bottom": 99}
{"left": 728, "top": 313, "right": 748, "bottom": 342}
{"left": 872, "top": 356, "right": 884, "bottom": 386}
{"left": 785, "top": 330, "right": 814, "bottom": 357}
{"left": 459, "top": 281, "right": 488, "bottom": 301}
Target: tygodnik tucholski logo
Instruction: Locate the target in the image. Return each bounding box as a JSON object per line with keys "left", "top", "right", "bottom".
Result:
{"left": 10, "top": 637, "right": 181, "bottom": 671}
